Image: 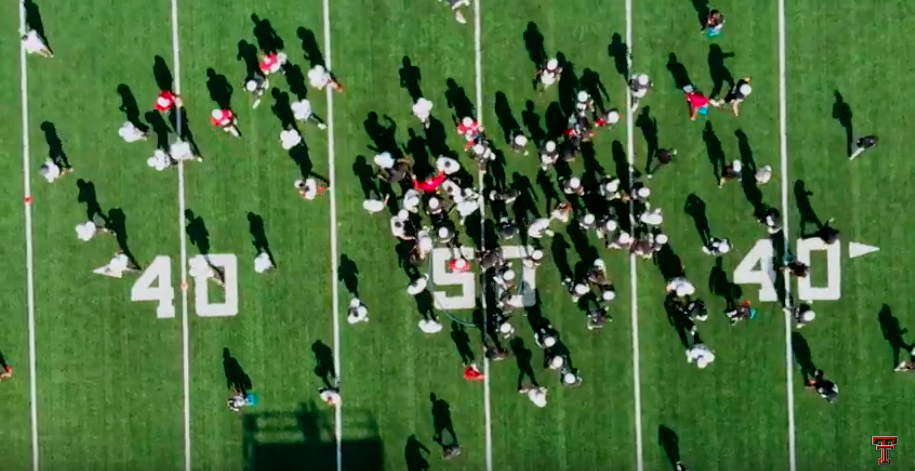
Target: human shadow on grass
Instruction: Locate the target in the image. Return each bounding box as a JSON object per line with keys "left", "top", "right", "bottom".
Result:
{"left": 709, "top": 257, "right": 741, "bottom": 311}
{"left": 792, "top": 332, "right": 818, "bottom": 383}
{"left": 144, "top": 111, "right": 171, "bottom": 150}
{"left": 272, "top": 89, "right": 298, "bottom": 131}
{"left": 667, "top": 53, "right": 693, "bottom": 90}
{"left": 297, "top": 27, "right": 324, "bottom": 68}
{"left": 658, "top": 425, "right": 682, "bottom": 469}
{"left": 153, "top": 55, "right": 174, "bottom": 92}
{"left": 425, "top": 115, "right": 456, "bottom": 159}
{"left": 451, "top": 321, "right": 475, "bottom": 365}
{"left": 405, "top": 435, "right": 431, "bottom": 471}
{"left": 510, "top": 337, "right": 538, "bottom": 389}
{"left": 664, "top": 294, "right": 695, "bottom": 349}
{"left": 832, "top": 90, "right": 854, "bottom": 156}
{"left": 284, "top": 63, "right": 310, "bottom": 100}
{"left": 879, "top": 304, "right": 914, "bottom": 368}
{"left": 607, "top": 33, "right": 629, "bottom": 81}
{"left": 237, "top": 40, "right": 260, "bottom": 78}
{"left": 636, "top": 107, "right": 659, "bottom": 173}
{"left": 23, "top": 0, "right": 50, "bottom": 48}
{"left": 523, "top": 22, "right": 546, "bottom": 71}
{"left": 107, "top": 208, "right": 142, "bottom": 270}
{"left": 708, "top": 44, "right": 735, "bottom": 99}
{"left": 445, "top": 78, "right": 474, "bottom": 122}
{"left": 364, "top": 112, "right": 400, "bottom": 156}
{"left": 684, "top": 193, "right": 711, "bottom": 246}
{"left": 735, "top": 130, "right": 767, "bottom": 217}
{"left": 794, "top": 180, "right": 823, "bottom": 237}
{"left": 544, "top": 101, "right": 568, "bottom": 141}
{"left": 689, "top": 0, "right": 710, "bottom": 28}
{"left": 206, "top": 68, "right": 234, "bottom": 110}
{"left": 495, "top": 92, "right": 522, "bottom": 144}
{"left": 536, "top": 169, "right": 561, "bottom": 215}
{"left": 167, "top": 107, "right": 202, "bottom": 157}
{"left": 223, "top": 348, "right": 253, "bottom": 396}
{"left": 352, "top": 155, "right": 379, "bottom": 199}
{"left": 41, "top": 122, "right": 71, "bottom": 170}
{"left": 117, "top": 84, "right": 149, "bottom": 132}
{"left": 76, "top": 179, "right": 107, "bottom": 223}
{"left": 655, "top": 244, "right": 685, "bottom": 281}
{"left": 521, "top": 100, "right": 547, "bottom": 147}
{"left": 550, "top": 233, "right": 574, "bottom": 282}
{"left": 312, "top": 340, "right": 336, "bottom": 388}
{"left": 289, "top": 143, "right": 314, "bottom": 178}
{"left": 556, "top": 53, "right": 580, "bottom": 117}
{"left": 580, "top": 68, "right": 610, "bottom": 113}
{"left": 430, "top": 393, "right": 458, "bottom": 449}
{"left": 338, "top": 254, "right": 360, "bottom": 297}
{"left": 399, "top": 56, "right": 423, "bottom": 102}
{"left": 247, "top": 212, "right": 274, "bottom": 260}
{"left": 252, "top": 14, "right": 284, "bottom": 54}
{"left": 185, "top": 209, "right": 210, "bottom": 255}
{"left": 702, "top": 121, "right": 725, "bottom": 182}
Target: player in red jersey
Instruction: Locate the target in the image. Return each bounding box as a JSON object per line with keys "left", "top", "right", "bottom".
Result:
{"left": 210, "top": 109, "right": 240, "bottom": 137}
{"left": 463, "top": 364, "right": 485, "bottom": 381}
{"left": 684, "top": 86, "right": 709, "bottom": 121}
{"left": 154, "top": 90, "right": 182, "bottom": 112}
{"left": 259, "top": 52, "right": 288, "bottom": 77}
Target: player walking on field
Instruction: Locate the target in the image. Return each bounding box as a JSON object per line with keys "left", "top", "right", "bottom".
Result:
{"left": 210, "top": 109, "right": 241, "bottom": 137}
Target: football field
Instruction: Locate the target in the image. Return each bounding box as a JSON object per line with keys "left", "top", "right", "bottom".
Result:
{"left": 2, "top": 0, "right": 915, "bottom": 469}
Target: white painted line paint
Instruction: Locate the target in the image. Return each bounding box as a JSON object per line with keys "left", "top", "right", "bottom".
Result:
{"left": 777, "top": 0, "right": 797, "bottom": 467}
{"left": 848, "top": 242, "right": 879, "bottom": 259}
{"left": 167, "top": 0, "right": 192, "bottom": 468}
{"left": 18, "top": 2, "right": 40, "bottom": 470}
{"left": 321, "top": 0, "right": 343, "bottom": 468}
{"left": 623, "top": 1, "right": 643, "bottom": 470}
{"left": 473, "top": 0, "right": 493, "bottom": 469}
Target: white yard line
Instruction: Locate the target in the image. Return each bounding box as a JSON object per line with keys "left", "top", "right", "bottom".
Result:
{"left": 321, "top": 0, "right": 343, "bottom": 468}
{"left": 167, "top": 0, "right": 192, "bottom": 468}
{"left": 623, "top": 0, "right": 644, "bottom": 470}
{"left": 473, "top": 0, "right": 493, "bottom": 469}
{"left": 18, "top": 2, "right": 40, "bottom": 470}
{"left": 777, "top": 0, "right": 797, "bottom": 468}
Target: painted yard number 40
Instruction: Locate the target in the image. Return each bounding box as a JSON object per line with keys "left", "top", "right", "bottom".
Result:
{"left": 131, "top": 254, "right": 239, "bottom": 318}
{"left": 734, "top": 238, "right": 841, "bottom": 301}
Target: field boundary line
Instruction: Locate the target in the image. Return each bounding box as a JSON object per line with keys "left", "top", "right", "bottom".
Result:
{"left": 167, "top": 0, "right": 192, "bottom": 467}
{"left": 777, "top": 0, "right": 797, "bottom": 468}
{"left": 18, "top": 2, "right": 40, "bottom": 470}
{"left": 623, "top": 0, "right": 644, "bottom": 469}
{"left": 321, "top": 0, "right": 343, "bottom": 467}
{"left": 473, "top": 0, "right": 493, "bottom": 468}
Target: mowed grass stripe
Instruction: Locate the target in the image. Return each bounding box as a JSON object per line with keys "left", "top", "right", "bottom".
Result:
{"left": 333, "top": 0, "right": 487, "bottom": 469}
{"left": 481, "top": 1, "right": 637, "bottom": 469}
{"left": 633, "top": 0, "right": 789, "bottom": 470}
{"left": 788, "top": 0, "right": 915, "bottom": 468}
{"left": 24, "top": 0, "right": 184, "bottom": 469}
{"left": 175, "top": 2, "right": 337, "bottom": 469}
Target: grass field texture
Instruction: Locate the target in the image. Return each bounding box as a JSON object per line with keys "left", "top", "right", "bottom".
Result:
{"left": 2, "top": 0, "right": 915, "bottom": 470}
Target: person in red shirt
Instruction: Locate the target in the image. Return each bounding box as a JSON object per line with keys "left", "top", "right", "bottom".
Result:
{"left": 449, "top": 256, "right": 471, "bottom": 273}
{"left": 456, "top": 117, "right": 482, "bottom": 143}
{"left": 463, "top": 364, "right": 484, "bottom": 381}
{"left": 412, "top": 170, "right": 446, "bottom": 193}
{"left": 259, "top": 52, "right": 288, "bottom": 77}
{"left": 685, "top": 86, "right": 709, "bottom": 121}
{"left": 210, "top": 109, "right": 240, "bottom": 137}
{"left": 155, "top": 90, "right": 182, "bottom": 112}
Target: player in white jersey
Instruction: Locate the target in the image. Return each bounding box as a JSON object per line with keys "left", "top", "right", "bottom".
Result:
{"left": 347, "top": 298, "right": 369, "bottom": 324}
{"left": 118, "top": 121, "right": 147, "bottom": 143}
{"left": 443, "top": 0, "right": 471, "bottom": 24}
{"left": 147, "top": 149, "right": 176, "bottom": 171}
{"left": 535, "top": 59, "right": 562, "bottom": 89}
{"left": 686, "top": 342, "right": 715, "bottom": 369}
{"left": 170, "top": 139, "right": 201, "bottom": 162}
{"left": 244, "top": 74, "right": 269, "bottom": 109}
{"left": 22, "top": 29, "right": 53, "bottom": 57}
{"left": 412, "top": 98, "right": 434, "bottom": 128}
{"left": 307, "top": 65, "right": 344, "bottom": 92}
{"left": 280, "top": 128, "right": 303, "bottom": 150}
{"left": 319, "top": 387, "right": 342, "bottom": 406}
{"left": 189, "top": 256, "right": 225, "bottom": 286}
{"left": 39, "top": 158, "right": 68, "bottom": 183}
{"left": 527, "top": 217, "right": 554, "bottom": 239}
{"left": 253, "top": 251, "right": 275, "bottom": 273}
{"left": 629, "top": 74, "right": 652, "bottom": 111}
{"left": 519, "top": 384, "right": 548, "bottom": 408}
{"left": 291, "top": 99, "right": 328, "bottom": 129}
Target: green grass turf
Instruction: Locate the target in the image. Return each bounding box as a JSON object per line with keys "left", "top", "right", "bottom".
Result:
{"left": 3, "top": 0, "right": 915, "bottom": 469}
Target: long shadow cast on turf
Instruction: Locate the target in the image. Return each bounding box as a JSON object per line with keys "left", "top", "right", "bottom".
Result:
{"left": 879, "top": 304, "right": 914, "bottom": 368}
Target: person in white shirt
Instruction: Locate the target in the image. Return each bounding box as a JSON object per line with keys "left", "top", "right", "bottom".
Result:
{"left": 39, "top": 159, "right": 62, "bottom": 183}
{"left": 22, "top": 29, "right": 52, "bottom": 57}
{"left": 418, "top": 318, "right": 443, "bottom": 334}
{"left": 102, "top": 252, "right": 135, "bottom": 278}
{"left": 362, "top": 194, "right": 389, "bottom": 214}
{"left": 280, "top": 128, "right": 303, "bottom": 150}
{"left": 519, "top": 384, "right": 548, "bottom": 408}
{"left": 189, "top": 256, "right": 224, "bottom": 286}
{"left": 412, "top": 98, "right": 433, "bottom": 128}
{"left": 402, "top": 189, "right": 422, "bottom": 213}
{"left": 639, "top": 208, "right": 664, "bottom": 226}
{"left": 307, "top": 65, "right": 343, "bottom": 92}
{"left": 755, "top": 164, "right": 772, "bottom": 185}
{"left": 254, "top": 251, "right": 275, "bottom": 273}
{"left": 244, "top": 74, "right": 269, "bottom": 108}
{"left": 686, "top": 342, "right": 716, "bottom": 369}
{"left": 702, "top": 237, "right": 731, "bottom": 255}
{"left": 319, "top": 387, "right": 342, "bottom": 406}
{"left": 295, "top": 178, "right": 325, "bottom": 200}
{"left": 510, "top": 133, "right": 530, "bottom": 155}
{"left": 291, "top": 99, "right": 328, "bottom": 129}
{"left": 536, "top": 59, "right": 562, "bottom": 89}
{"left": 170, "top": 139, "right": 200, "bottom": 162}
{"left": 436, "top": 156, "right": 461, "bottom": 175}
{"left": 75, "top": 221, "right": 106, "bottom": 241}
{"left": 666, "top": 277, "right": 695, "bottom": 298}
{"left": 407, "top": 274, "right": 430, "bottom": 295}
{"left": 527, "top": 217, "right": 554, "bottom": 239}
{"left": 147, "top": 149, "right": 175, "bottom": 171}
{"left": 347, "top": 298, "right": 369, "bottom": 324}
{"left": 118, "top": 121, "right": 147, "bottom": 143}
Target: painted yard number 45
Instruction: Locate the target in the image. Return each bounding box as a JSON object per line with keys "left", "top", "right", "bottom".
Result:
{"left": 131, "top": 254, "right": 239, "bottom": 318}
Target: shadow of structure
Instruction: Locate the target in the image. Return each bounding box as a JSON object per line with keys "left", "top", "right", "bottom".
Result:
{"left": 242, "top": 404, "right": 383, "bottom": 471}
